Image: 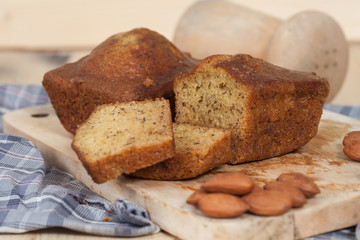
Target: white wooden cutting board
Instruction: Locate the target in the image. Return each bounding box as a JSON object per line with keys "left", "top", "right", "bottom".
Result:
{"left": 3, "top": 104, "right": 360, "bottom": 240}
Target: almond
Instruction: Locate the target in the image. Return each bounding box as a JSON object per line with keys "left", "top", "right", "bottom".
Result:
{"left": 277, "top": 172, "right": 320, "bottom": 198}
{"left": 342, "top": 131, "right": 360, "bottom": 146}
{"left": 201, "top": 172, "right": 254, "bottom": 195}
{"left": 243, "top": 190, "right": 292, "bottom": 216}
{"left": 343, "top": 131, "right": 360, "bottom": 161}
{"left": 264, "top": 181, "right": 307, "bottom": 207}
{"left": 343, "top": 142, "right": 360, "bottom": 161}
{"left": 198, "top": 193, "right": 248, "bottom": 218}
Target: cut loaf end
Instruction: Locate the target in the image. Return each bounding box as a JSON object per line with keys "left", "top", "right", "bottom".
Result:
{"left": 174, "top": 54, "right": 329, "bottom": 164}
{"left": 71, "top": 98, "right": 175, "bottom": 184}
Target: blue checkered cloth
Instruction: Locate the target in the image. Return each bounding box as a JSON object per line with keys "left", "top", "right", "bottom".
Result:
{"left": 0, "top": 85, "right": 49, "bottom": 133}
{"left": 0, "top": 84, "right": 160, "bottom": 236}
{"left": 0, "top": 84, "right": 359, "bottom": 239}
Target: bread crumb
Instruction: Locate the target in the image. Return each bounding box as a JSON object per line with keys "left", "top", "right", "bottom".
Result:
{"left": 306, "top": 168, "right": 315, "bottom": 174}
{"left": 103, "top": 216, "right": 111, "bottom": 222}
{"left": 143, "top": 78, "right": 154, "bottom": 87}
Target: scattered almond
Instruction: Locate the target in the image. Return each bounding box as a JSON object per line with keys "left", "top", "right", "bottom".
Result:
{"left": 264, "top": 181, "right": 307, "bottom": 208}
{"left": 243, "top": 190, "right": 292, "bottom": 216}
{"left": 277, "top": 172, "right": 320, "bottom": 198}
{"left": 343, "top": 142, "right": 360, "bottom": 161}
{"left": 198, "top": 193, "right": 249, "bottom": 218}
{"left": 343, "top": 131, "right": 360, "bottom": 161}
{"left": 342, "top": 131, "right": 360, "bottom": 146}
{"left": 201, "top": 172, "right": 254, "bottom": 195}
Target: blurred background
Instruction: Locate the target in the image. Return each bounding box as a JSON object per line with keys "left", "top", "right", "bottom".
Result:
{"left": 0, "top": 0, "right": 359, "bottom": 105}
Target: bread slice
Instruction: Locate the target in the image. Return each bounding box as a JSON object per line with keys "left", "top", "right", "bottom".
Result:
{"left": 130, "top": 123, "right": 233, "bottom": 180}
{"left": 174, "top": 54, "right": 329, "bottom": 164}
{"left": 71, "top": 99, "right": 175, "bottom": 183}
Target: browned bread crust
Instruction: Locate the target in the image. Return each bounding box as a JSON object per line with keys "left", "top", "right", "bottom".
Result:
{"left": 174, "top": 54, "right": 329, "bottom": 164}
{"left": 71, "top": 99, "right": 175, "bottom": 184}
{"left": 43, "top": 28, "right": 197, "bottom": 134}
{"left": 130, "top": 123, "right": 233, "bottom": 180}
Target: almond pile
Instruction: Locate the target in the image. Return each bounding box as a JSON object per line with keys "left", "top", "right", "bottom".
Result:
{"left": 187, "top": 172, "right": 320, "bottom": 218}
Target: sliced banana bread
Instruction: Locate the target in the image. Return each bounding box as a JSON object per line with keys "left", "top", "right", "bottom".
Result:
{"left": 130, "top": 123, "right": 233, "bottom": 180}
{"left": 71, "top": 99, "right": 175, "bottom": 184}
{"left": 174, "top": 54, "right": 329, "bottom": 164}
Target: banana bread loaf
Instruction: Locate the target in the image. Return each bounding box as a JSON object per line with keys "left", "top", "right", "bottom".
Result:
{"left": 43, "top": 28, "right": 198, "bottom": 134}
{"left": 130, "top": 123, "right": 233, "bottom": 180}
{"left": 174, "top": 54, "right": 329, "bottom": 164}
{"left": 71, "top": 99, "right": 175, "bottom": 184}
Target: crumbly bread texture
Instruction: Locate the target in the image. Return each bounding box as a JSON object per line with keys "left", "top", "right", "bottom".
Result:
{"left": 71, "top": 99, "right": 175, "bottom": 184}
{"left": 174, "top": 54, "right": 329, "bottom": 164}
{"left": 43, "top": 28, "right": 198, "bottom": 134}
{"left": 130, "top": 123, "right": 233, "bottom": 180}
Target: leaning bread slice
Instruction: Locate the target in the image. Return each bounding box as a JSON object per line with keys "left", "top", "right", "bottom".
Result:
{"left": 130, "top": 123, "right": 233, "bottom": 180}
{"left": 71, "top": 99, "right": 175, "bottom": 184}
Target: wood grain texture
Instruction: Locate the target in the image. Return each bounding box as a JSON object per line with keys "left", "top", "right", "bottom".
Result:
{"left": 3, "top": 104, "right": 360, "bottom": 240}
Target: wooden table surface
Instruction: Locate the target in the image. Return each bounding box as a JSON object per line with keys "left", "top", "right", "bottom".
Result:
{"left": 0, "top": 1, "right": 360, "bottom": 239}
